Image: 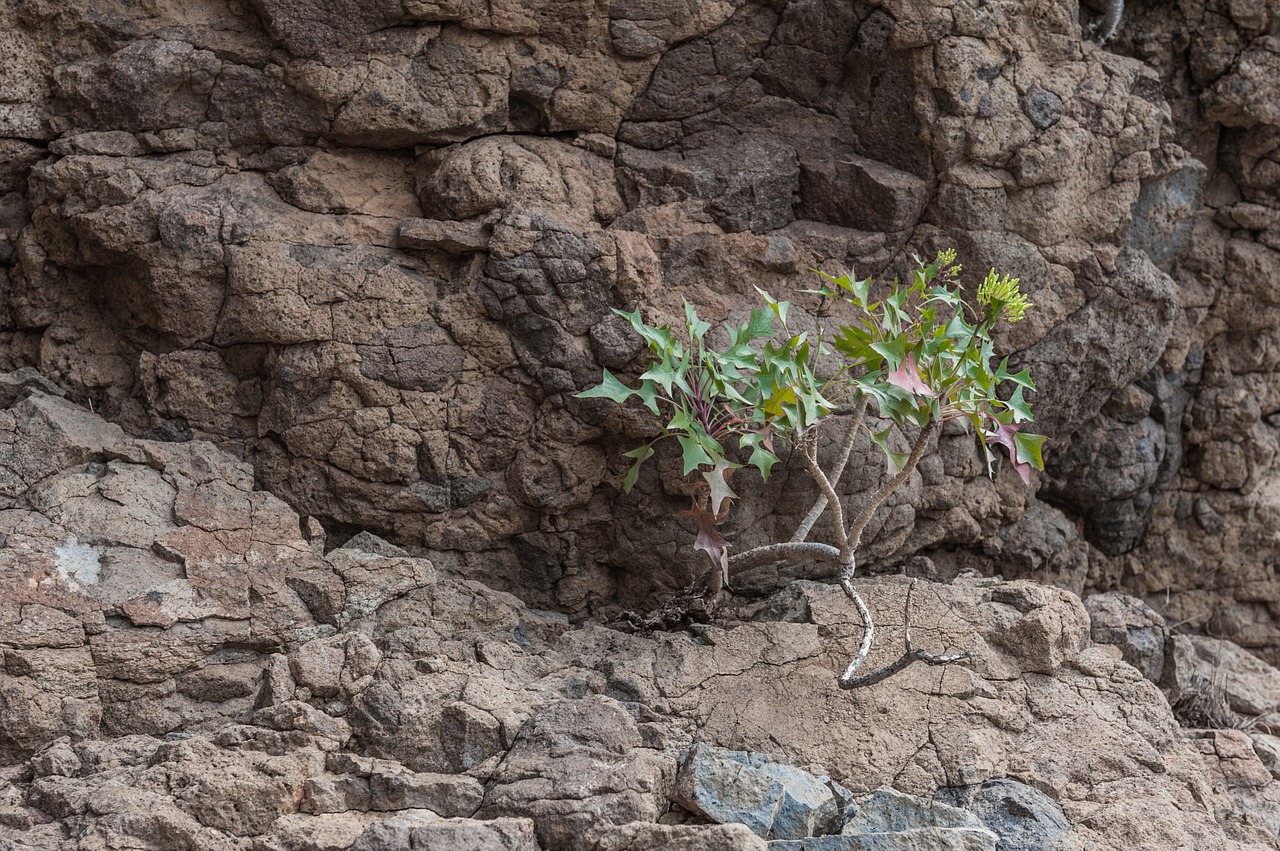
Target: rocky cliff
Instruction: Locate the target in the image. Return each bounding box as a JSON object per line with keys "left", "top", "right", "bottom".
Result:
{"left": 0, "top": 0, "right": 1275, "bottom": 623}
{"left": 4, "top": 386, "right": 1280, "bottom": 849}
{"left": 2, "top": 0, "right": 1280, "bottom": 846}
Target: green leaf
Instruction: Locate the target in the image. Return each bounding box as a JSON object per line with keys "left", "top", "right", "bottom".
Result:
{"left": 575, "top": 369, "right": 635, "bottom": 404}
{"left": 621, "top": 444, "right": 654, "bottom": 492}
{"left": 677, "top": 434, "right": 714, "bottom": 474}
{"left": 755, "top": 286, "right": 790, "bottom": 326}
{"left": 1013, "top": 431, "right": 1047, "bottom": 471}
{"left": 634, "top": 380, "right": 660, "bottom": 415}
{"left": 640, "top": 358, "right": 681, "bottom": 395}
{"left": 850, "top": 275, "right": 871, "bottom": 306}
{"left": 869, "top": 425, "right": 910, "bottom": 474}
{"left": 748, "top": 442, "right": 779, "bottom": 480}
{"left": 667, "top": 404, "right": 696, "bottom": 433}
{"left": 871, "top": 337, "right": 909, "bottom": 368}
{"left": 1005, "top": 385, "right": 1034, "bottom": 422}
{"left": 684, "top": 302, "right": 711, "bottom": 341}
{"left": 702, "top": 457, "right": 741, "bottom": 516}
{"left": 613, "top": 307, "right": 673, "bottom": 351}
{"left": 745, "top": 306, "right": 774, "bottom": 340}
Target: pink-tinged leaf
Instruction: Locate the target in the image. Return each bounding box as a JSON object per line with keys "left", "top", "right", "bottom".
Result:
{"left": 984, "top": 419, "right": 1032, "bottom": 484}
{"left": 886, "top": 353, "right": 935, "bottom": 397}
{"left": 678, "top": 505, "right": 731, "bottom": 589}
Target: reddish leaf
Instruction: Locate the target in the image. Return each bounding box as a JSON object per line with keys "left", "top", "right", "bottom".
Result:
{"left": 886, "top": 352, "right": 935, "bottom": 397}
{"left": 677, "top": 505, "right": 731, "bottom": 589}
{"left": 984, "top": 419, "right": 1032, "bottom": 484}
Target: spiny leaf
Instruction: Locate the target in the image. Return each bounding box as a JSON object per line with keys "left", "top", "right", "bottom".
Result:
{"left": 702, "top": 457, "right": 741, "bottom": 518}
{"left": 613, "top": 307, "right": 674, "bottom": 351}
{"left": 576, "top": 369, "right": 635, "bottom": 404}
{"left": 684, "top": 302, "right": 711, "bottom": 341}
{"left": 635, "top": 380, "right": 659, "bottom": 415}
{"left": 677, "top": 434, "right": 714, "bottom": 475}
{"left": 745, "top": 306, "right": 774, "bottom": 340}
{"left": 1013, "top": 431, "right": 1047, "bottom": 471}
{"left": 886, "top": 352, "right": 935, "bottom": 398}
{"left": 870, "top": 426, "right": 911, "bottom": 474}
{"left": 1005, "top": 385, "right": 1033, "bottom": 422}
{"left": 621, "top": 444, "right": 654, "bottom": 492}
{"left": 755, "top": 286, "right": 790, "bottom": 326}
{"left": 748, "top": 442, "right": 779, "bottom": 480}
{"left": 983, "top": 417, "right": 1038, "bottom": 483}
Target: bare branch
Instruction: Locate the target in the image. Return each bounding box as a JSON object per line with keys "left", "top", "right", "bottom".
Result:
{"left": 803, "top": 440, "right": 848, "bottom": 551}
{"left": 838, "top": 578, "right": 968, "bottom": 690}
{"left": 729, "top": 541, "right": 840, "bottom": 570}
{"left": 839, "top": 646, "right": 969, "bottom": 689}
{"left": 843, "top": 420, "right": 937, "bottom": 559}
{"left": 836, "top": 558, "right": 876, "bottom": 687}
{"left": 791, "top": 399, "right": 867, "bottom": 544}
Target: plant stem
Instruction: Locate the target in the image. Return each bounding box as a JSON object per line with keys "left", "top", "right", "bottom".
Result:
{"left": 803, "top": 441, "right": 848, "bottom": 551}
{"left": 728, "top": 541, "right": 840, "bottom": 570}
{"left": 791, "top": 399, "right": 867, "bottom": 544}
{"left": 838, "top": 579, "right": 969, "bottom": 689}
{"left": 841, "top": 420, "right": 937, "bottom": 563}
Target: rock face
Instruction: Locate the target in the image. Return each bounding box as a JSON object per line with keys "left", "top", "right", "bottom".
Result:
{"left": 3, "top": 389, "right": 1280, "bottom": 849}
{"left": 4, "top": 0, "right": 1280, "bottom": 844}
{"left": 0, "top": 0, "right": 1275, "bottom": 647}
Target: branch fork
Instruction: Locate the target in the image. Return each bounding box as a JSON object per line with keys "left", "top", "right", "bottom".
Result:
{"left": 729, "top": 411, "right": 964, "bottom": 689}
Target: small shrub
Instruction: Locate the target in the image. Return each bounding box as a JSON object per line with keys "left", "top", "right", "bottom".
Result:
{"left": 579, "top": 250, "right": 1046, "bottom": 686}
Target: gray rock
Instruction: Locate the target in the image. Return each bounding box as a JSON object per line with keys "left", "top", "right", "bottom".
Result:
{"left": 771, "top": 831, "right": 997, "bottom": 850}
{"left": 353, "top": 813, "right": 540, "bottom": 851}
{"left": 340, "top": 532, "right": 411, "bottom": 559}
{"left": 617, "top": 134, "right": 801, "bottom": 234}
{"left": 476, "top": 696, "right": 669, "bottom": 850}
{"left": 595, "top": 822, "right": 770, "bottom": 850}
{"left": 1166, "top": 635, "right": 1280, "bottom": 716}
{"left": 672, "top": 743, "right": 855, "bottom": 840}
{"left": 0, "top": 368, "right": 65, "bottom": 408}
{"left": 1019, "top": 247, "right": 1178, "bottom": 442}
{"left": 399, "top": 217, "right": 492, "bottom": 254}
{"left": 302, "top": 774, "right": 372, "bottom": 814}
{"left": 935, "top": 779, "right": 1071, "bottom": 851}
{"left": 843, "top": 789, "right": 991, "bottom": 837}
{"left": 1083, "top": 592, "right": 1169, "bottom": 682}
{"left": 1125, "top": 160, "right": 1207, "bottom": 271}
{"left": 1018, "top": 88, "right": 1064, "bottom": 130}
{"left": 29, "top": 737, "right": 81, "bottom": 778}
{"left": 369, "top": 769, "right": 483, "bottom": 816}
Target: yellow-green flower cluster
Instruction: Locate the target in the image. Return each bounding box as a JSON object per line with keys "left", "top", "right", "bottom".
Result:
{"left": 935, "top": 248, "right": 963, "bottom": 278}
{"left": 977, "top": 269, "right": 1032, "bottom": 322}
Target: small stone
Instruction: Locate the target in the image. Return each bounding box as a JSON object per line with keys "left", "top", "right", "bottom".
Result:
{"left": 398, "top": 217, "right": 491, "bottom": 254}
{"left": 1019, "top": 88, "right": 1063, "bottom": 129}
{"left": 302, "top": 774, "right": 372, "bottom": 814}
{"left": 842, "top": 788, "right": 996, "bottom": 851}
{"left": 142, "top": 418, "right": 193, "bottom": 442}
{"left": 593, "top": 822, "right": 768, "bottom": 850}
{"left": 30, "top": 738, "right": 81, "bottom": 778}
{"left": 353, "top": 815, "right": 537, "bottom": 851}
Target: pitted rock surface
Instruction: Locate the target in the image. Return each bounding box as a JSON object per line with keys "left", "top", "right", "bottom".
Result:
{"left": 0, "top": 0, "right": 1274, "bottom": 646}
{"left": 2, "top": 390, "right": 1280, "bottom": 848}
